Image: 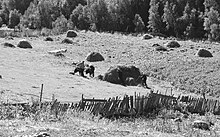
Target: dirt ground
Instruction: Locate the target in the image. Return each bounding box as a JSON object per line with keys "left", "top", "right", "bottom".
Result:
{"left": 0, "top": 31, "right": 219, "bottom": 104}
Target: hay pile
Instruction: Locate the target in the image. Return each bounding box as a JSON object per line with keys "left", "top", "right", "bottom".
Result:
{"left": 103, "top": 65, "right": 141, "bottom": 86}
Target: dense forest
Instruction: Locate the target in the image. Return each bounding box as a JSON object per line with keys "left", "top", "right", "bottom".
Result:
{"left": 0, "top": 0, "right": 220, "bottom": 41}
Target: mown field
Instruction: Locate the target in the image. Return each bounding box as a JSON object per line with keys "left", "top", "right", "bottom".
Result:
{"left": 0, "top": 30, "right": 220, "bottom": 136}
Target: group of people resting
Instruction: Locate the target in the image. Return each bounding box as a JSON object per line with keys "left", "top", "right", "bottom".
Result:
{"left": 70, "top": 61, "right": 95, "bottom": 77}
{"left": 71, "top": 60, "right": 149, "bottom": 88}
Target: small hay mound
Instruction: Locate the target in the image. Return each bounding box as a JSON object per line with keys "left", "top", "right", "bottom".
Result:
{"left": 165, "top": 40, "right": 180, "bottom": 48}
{"left": 86, "top": 52, "right": 104, "bottom": 62}
{"left": 103, "top": 65, "right": 141, "bottom": 86}
{"left": 67, "top": 30, "right": 77, "bottom": 38}
{"left": 192, "top": 120, "right": 213, "bottom": 131}
{"left": 155, "top": 45, "right": 167, "bottom": 51}
{"left": 152, "top": 43, "right": 160, "bottom": 47}
{"left": 197, "top": 48, "right": 213, "bottom": 57}
{"left": 17, "top": 39, "right": 32, "bottom": 49}
{"left": 44, "top": 37, "right": 53, "bottom": 41}
{"left": 61, "top": 38, "right": 73, "bottom": 44}
{"left": 96, "top": 74, "right": 103, "bottom": 80}
{"left": 143, "top": 34, "right": 153, "bottom": 40}
{"left": 2, "top": 42, "right": 15, "bottom": 48}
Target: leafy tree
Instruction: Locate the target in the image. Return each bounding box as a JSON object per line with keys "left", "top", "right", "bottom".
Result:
{"left": 133, "top": 14, "right": 145, "bottom": 33}
{"left": 0, "top": 17, "right": 3, "bottom": 27}
{"left": 148, "top": 0, "right": 163, "bottom": 33}
{"left": 61, "top": 0, "right": 86, "bottom": 19}
{"left": 8, "top": 9, "right": 21, "bottom": 28}
{"left": 0, "top": 2, "right": 9, "bottom": 25}
{"left": 210, "top": 23, "right": 220, "bottom": 41}
{"left": 204, "top": 7, "right": 220, "bottom": 40}
{"left": 21, "top": 1, "right": 41, "bottom": 29}
{"left": 70, "top": 4, "right": 90, "bottom": 30}
{"left": 89, "top": 0, "right": 110, "bottom": 31}
{"left": 2, "top": 0, "right": 34, "bottom": 15}
{"left": 204, "top": 0, "right": 219, "bottom": 11}
{"left": 52, "top": 14, "right": 68, "bottom": 34}
{"left": 163, "top": 1, "right": 177, "bottom": 36}
{"left": 38, "top": 0, "right": 53, "bottom": 29}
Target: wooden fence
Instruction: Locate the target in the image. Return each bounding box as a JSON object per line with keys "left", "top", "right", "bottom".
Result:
{"left": 78, "top": 91, "right": 176, "bottom": 118}
{"left": 180, "top": 95, "right": 220, "bottom": 115}
{"left": 3, "top": 91, "right": 220, "bottom": 118}
{"left": 77, "top": 92, "right": 220, "bottom": 118}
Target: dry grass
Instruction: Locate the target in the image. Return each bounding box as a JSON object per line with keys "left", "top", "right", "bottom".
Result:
{"left": 1, "top": 30, "right": 220, "bottom": 136}
{"left": 0, "top": 102, "right": 220, "bottom": 137}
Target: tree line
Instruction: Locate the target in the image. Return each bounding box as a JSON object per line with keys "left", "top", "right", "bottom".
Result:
{"left": 0, "top": 0, "right": 220, "bottom": 41}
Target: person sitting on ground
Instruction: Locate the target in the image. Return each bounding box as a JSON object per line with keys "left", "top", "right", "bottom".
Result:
{"left": 85, "top": 64, "right": 95, "bottom": 77}
{"left": 141, "top": 74, "right": 147, "bottom": 88}
{"left": 70, "top": 61, "right": 85, "bottom": 77}
{"left": 137, "top": 74, "right": 149, "bottom": 88}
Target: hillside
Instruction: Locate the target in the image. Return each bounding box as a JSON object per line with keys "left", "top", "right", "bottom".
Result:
{"left": 0, "top": 31, "right": 220, "bottom": 104}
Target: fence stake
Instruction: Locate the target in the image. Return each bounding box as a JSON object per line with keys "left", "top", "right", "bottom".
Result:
{"left": 40, "top": 84, "right": 43, "bottom": 103}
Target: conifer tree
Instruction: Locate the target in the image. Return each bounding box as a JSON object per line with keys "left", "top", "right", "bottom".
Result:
{"left": 148, "top": 0, "right": 162, "bottom": 33}
{"left": 133, "top": 14, "right": 145, "bottom": 33}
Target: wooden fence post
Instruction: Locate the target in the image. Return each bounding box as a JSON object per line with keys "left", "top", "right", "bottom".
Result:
{"left": 40, "top": 84, "right": 43, "bottom": 103}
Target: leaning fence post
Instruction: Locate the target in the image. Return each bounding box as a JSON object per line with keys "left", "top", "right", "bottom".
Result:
{"left": 40, "top": 84, "right": 43, "bottom": 103}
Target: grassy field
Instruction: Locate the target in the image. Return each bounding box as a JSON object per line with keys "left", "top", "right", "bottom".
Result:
{"left": 0, "top": 105, "right": 220, "bottom": 137}
{"left": 0, "top": 30, "right": 220, "bottom": 136}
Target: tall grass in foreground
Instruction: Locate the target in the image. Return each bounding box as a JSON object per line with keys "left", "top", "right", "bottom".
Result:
{"left": 0, "top": 100, "right": 219, "bottom": 137}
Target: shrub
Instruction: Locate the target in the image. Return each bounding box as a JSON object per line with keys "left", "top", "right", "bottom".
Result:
{"left": 70, "top": 4, "right": 90, "bottom": 30}
{"left": 0, "top": 17, "right": 3, "bottom": 27}
{"left": 133, "top": 14, "right": 145, "bottom": 33}
{"left": 8, "top": 9, "right": 21, "bottom": 28}
{"left": 52, "top": 15, "right": 68, "bottom": 35}
{"left": 40, "top": 28, "right": 52, "bottom": 36}
{"left": 20, "top": 2, "right": 41, "bottom": 29}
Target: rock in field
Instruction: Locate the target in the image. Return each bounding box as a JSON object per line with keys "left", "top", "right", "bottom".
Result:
{"left": 165, "top": 40, "right": 180, "bottom": 48}
{"left": 17, "top": 39, "right": 32, "bottom": 49}
{"left": 143, "top": 34, "right": 153, "bottom": 40}
{"left": 2, "top": 42, "right": 15, "bottom": 48}
{"left": 86, "top": 52, "right": 104, "bottom": 62}
{"left": 192, "top": 120, "right": 214, "bottom": 131}
{"left": 44, "top": 37, "right": 53, "bottom": 41}
{"left": 61, "top": 38, "right": 73, "bottom": 44}
{"left": 156, "top": 46, "right": 167, "bottom": 51}
{"left": 197, "top": 48, "right": 213, "bottom": 57}
{"left": 66, "top": 30, "right": 77, "bottom": 38}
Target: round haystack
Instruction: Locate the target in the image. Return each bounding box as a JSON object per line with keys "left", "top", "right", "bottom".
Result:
{"left": 61, "top": 38, "right": 73, "bottom": 44}
{"left": 86, "top": 52, "right": 104, "bottom": 62}
{"left": 152, "top": 43, "right": 160, "bottom": 47}
{"left": 197, "top": 48, "right": 213, "bottom": 57}
{"left": 165, "top": 40, "right": 180, "bottom": 48}
{"left": 2, "top": 42, "right": 15, "bottom": 48}
{"left": 103, "top": 65, "right": 141, "bottom": 86}
{"left": 44, "top": 37, "right": 53, "bottom": 41}
{"left": 17, "top": 39, "right": 32, "bottom": 49}
{"left": 143, "top": 34, "right": 153, "bottom": 40}
{"left": 155, "top": 45, "right": 167, "bottom": 51}
{"left": 67, "top": 30, "right": 77, "bottom": 38}
{"left": 192, "top": 120, "right": 213, "bottom": 131}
